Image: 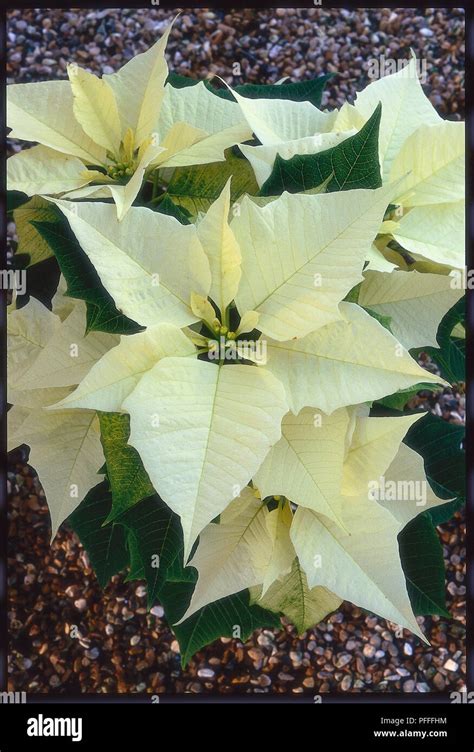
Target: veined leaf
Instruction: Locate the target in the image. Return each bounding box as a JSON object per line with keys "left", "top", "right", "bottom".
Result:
{"left": 69, "top": 480, "right": 129, "bottom": 588}
{"left": 259, "top": 102, "right": 382, "bottom": 196}
{"left": 358, "top": 270, "right": 463, "bottom": 350}
{"left": 49, "top": 199, "right": 211, "bottom": 330}
{"left": 251, "top": 559, "right": 342, "bottom": 634}
{"left": 398, "top": 513, "right": 449, "bottom": 617}
{"left": 98, "top": 412, "right": 155, "bottom": 522}
{"left": 233, "top": 182, "right": 395, "bottom": 342}
{"left": 118, "top": 494, "right": 183, "bottom": 608}
{"left": 254, "top": 408, "right": 350, "bottom": 527}
{"left": 33, "top": 217, "right": 143, "bottom": 335}
{"left": 122, "top": 358, "right": 288, "bottom": 560}
{"left": 263, "top": 303, "right": 444, "bottom": 415}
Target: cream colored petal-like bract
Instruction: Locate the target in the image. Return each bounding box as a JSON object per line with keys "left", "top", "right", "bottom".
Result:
{"left": 393, "top": 201, "right": 465, "bottom": 269}
{"left": 378, "top": 443, "right": 450, "bottom": 527}
{"left": 254, "top": 408, "right": 350, "bottom": 527}
{"left": 50, "top": 199, "right": 212, "bottom": 328}
{"left": 122, "top": 358, "right": 288, "bottom": 560}
{"left": 50, "top": 324, "right": 196, "bottom": 413}
{"left": 67, "top": 63, "right": 122, "bottom": 155}
{"left": 195, "top": 179, "right": 241, "bottom": 315}
{"left": 8, "top": 386, "right": 73, "bottom": 449}
{"left": 157, "top": 123, "right": 253, "bottom": 169}
{"left": 341, "top": 413, "right": 423, "bottom": 497}
{"left": 7, "top": 80, "right": 105, "bottom": 164}
{"left": 104, "top": 20, "right": 173, "bottom": 146}
{"left": 390, "top": 121, "right": 464, "bottom": 206}
{"left": 358, "top": 270, "right": 463, "bottom": 349}
{"left": 239, "top": 130, "right": 356, "bottom": 188}
{"left": 291, "top": 504, "right": 426, "bottom": 640}
{"left": 7, "top": 145, "right": 91, "bottom": 196}
{"left": 157, "top": 81, "right": 250, "bottom": 140}
{"left": 176, "top": 490, "right": 274, "bottom": 622}
{"left": 52, "top": 275, "right": 76, "bottom": 322}
{"left": 263, "top": 302, "right": 445, "bottom": 415}
{"left": 251, "top": 560, "right": 343, "bottom": 633}
{"left": 262, "top": 501, "right": 295, "bottom": 596}
{"left": 19, "top": 408, "right": 105, "bottom": 537}
{"left": 15, "top": 302, "right": 117, "bottom": 391}
{"left": 227, "top": 86, "right": 337, "bottom": 145}
{"left": 7, "top": 296, "right": 61, "bottom": 391}
{"left": 150, "top": 121, "right": 207, "bottom": 166}
{"left": 353, "top": 53, "right": 441, "bottom": 181}
{"left": 232, "top": 184, "right": 396, "bottom": 341}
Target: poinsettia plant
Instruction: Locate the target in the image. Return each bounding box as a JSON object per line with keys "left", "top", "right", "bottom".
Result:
{"left": 7, "top": 19, "right": 465, "bottom": 665}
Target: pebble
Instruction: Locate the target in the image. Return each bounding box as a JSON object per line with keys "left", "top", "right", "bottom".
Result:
{"left": 444, "top": 659, "right": 459, "bottom": 672}
{"left": 416, "top": 682, "right": 431, "bottom": 692}
{"left": 363, "top": 644, "right": 376, "bottom": 659}
{"left": 403, "top": 680, "right": 415, "bottom": 692}
{"left": 135, "top": 586, "right": 147, "bottom": 599}
{"left": 335, "top": 653, "right": 352, "bottom": 668}
{"left": 403, "top": 642, "right": 413, "bottom": 656}
{"left": 150, "top": 605, "right": 164, "bottom": 618}
{"left": 74, "top": 598, "right": 87, "bottom": 612}
{"left": 197, "top": 668, "right": 215, "bottom": 679}
{"left": 340, "top": 675, "right": 352, "bottom": 691}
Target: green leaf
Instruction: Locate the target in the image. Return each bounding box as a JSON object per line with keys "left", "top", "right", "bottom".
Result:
{"left": 411, "top": 297, "right": 465, "bottom": 384}
{"left": 7, "top": 189, "right": 29, "bottom": 214}
{"left": 98, "top": 412, "right": 155, "bottom": 523}
{"left": 166, "top": 149, "right": 259, "bottom": 217}
{"left": 161, "top": 582, "right": 281, "bottom": 666}
{"left": 426, "top": 497, "right": 464, "bottom": 528}
{"left": 398, "top": 512, "right": 450, "bottom": 617}
{"left": 375, "top": 383, "right": 437, "bottom": 412}
{"left": 125, "top": 530, "right": 146, "bottom": 581}
{"left": 259, "top": 102, "right": 382, "bottom": 196}
{"left": 166, "top": 72, "right": 199, "bottom": 89}
{"left": 153, "top": 193, "right": 191, "bottom": 224}
{"left": 13, "top": 196, "right": 60, "bottom": 266}
{"left": 118, "top": 494, "right": 184, "bottom": 608}
{"left": 404, "top": 412, "right": 465, "bottom": 500}
{"left": 167, "top": 71, "right": 333, "bottom": 109}
{"left": 68, "top": 480, "right": 129, "bottom": 588}
{"left": 32, "top": 216, "right": 143, "bottom": 335}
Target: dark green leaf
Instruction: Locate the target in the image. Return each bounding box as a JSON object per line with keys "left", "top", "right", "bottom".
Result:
{"left": 69, "top": 481, "right": 129, "bottom": 588}
{"left": 125, "top": 531, "right": 146, "bottom": 582}
{"left": 399, "top": 512, "right": 449, "bottom": 617}
{"left": 7, "top": 189, "right": 29, "bottom": 213}
{"left": 98, "top": 412, "right": 155, "bottom": 523}
{"left": 153, "top": 193, "right": 191, "bottom": 224}
{"left": 167, "top": 71, "right": 333, "bottom": 109}
{"left": 411, "top": 297, "right": 465, "bottom": 384}
{"left": 160, "top": 582, "right": 281, "bottom": 666}
{"left": 375, "top": 383, "right": 437, "bottom": 412}
{"left": 426, "top": 497, "right": 464, "bottom": 528}
{"left": 118, "top": 495, "right": 184, "bottom": 608}
{"left": 404, "top": 413, "right": 465, "bottom": 500}
{"left": 259, "top": 102, "right": 382, "bottom": 196}
{"left": 33, "top": 217, "right": 143, "bottom": 335}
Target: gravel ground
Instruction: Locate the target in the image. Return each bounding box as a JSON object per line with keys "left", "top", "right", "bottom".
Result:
{"left": 7, "top": 7, "right": 465, "bottom": 695}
